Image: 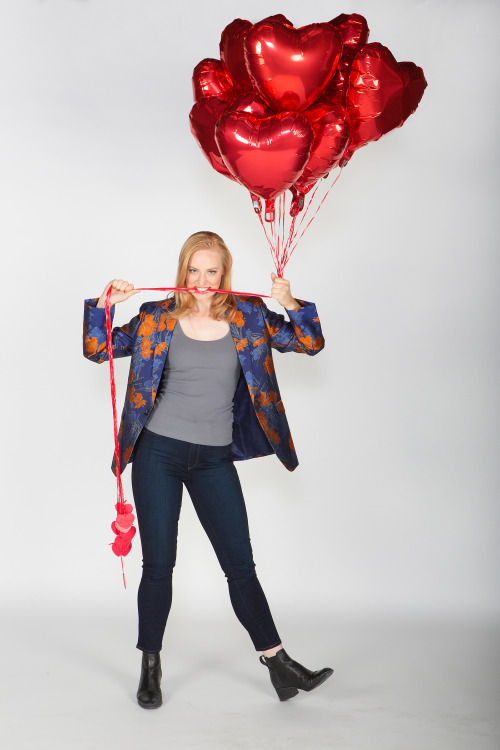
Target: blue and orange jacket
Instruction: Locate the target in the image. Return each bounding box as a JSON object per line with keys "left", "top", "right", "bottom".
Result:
{"left": 83, "top": 295, "right": 324, "bottom": 474}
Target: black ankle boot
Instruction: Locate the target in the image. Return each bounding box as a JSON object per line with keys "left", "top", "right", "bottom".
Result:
{"left": 137, "top": 651, "right": 162, "bottom": 709}
{"left": 260, "top": 648, "right": 333, "bottom": 701}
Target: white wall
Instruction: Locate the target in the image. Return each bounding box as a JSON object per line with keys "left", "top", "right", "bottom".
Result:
{"left": 1, "top": 0, "right": 498, "bottom": 626}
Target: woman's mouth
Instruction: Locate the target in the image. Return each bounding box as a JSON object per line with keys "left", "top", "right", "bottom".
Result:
{"left": 195, "top": 287, "right": 210, "bottom": 294}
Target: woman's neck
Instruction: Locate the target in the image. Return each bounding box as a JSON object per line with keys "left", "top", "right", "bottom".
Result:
{"left": 191, "top": 299, "right": 212, "bottom": 317}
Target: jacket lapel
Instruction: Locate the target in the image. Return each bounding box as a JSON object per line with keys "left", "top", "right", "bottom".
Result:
{"left": 229, "top": 310, "right": 256, "bottom": 404}
{"left": 151, "top": 303, "right": 177, "bottom": 400}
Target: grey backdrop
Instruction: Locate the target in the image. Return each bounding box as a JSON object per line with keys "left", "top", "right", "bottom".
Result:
{"left": 1, "top": 3, "right": 499, "bottom": 745}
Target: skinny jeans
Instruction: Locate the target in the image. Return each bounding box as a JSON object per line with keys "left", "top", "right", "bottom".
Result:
{"left": 131, "top": 428, "right": 282, "bottom": 653}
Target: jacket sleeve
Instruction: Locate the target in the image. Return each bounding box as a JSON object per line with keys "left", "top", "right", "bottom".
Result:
{"left": 260, "top": 299, "right": 325, "bottom": 355}
{"left": 82, "top": 297, "right": 142, "bottom": 364}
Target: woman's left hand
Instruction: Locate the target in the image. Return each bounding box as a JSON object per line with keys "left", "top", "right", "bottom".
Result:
{"left": 271, "top": 273, "right": 297, "bottom": 311}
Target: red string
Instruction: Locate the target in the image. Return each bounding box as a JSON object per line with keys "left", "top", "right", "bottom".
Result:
{"left": 135, "top": 286, "right": 271, "bottom": 297}
{"left": 105, "top": 287, "right": 127, "bottom": 587}
{"left": 255, "top": 166, "right": 345, "bottom": 276}
{"left": 280, "top": 211, "right": 298, "bottom": 273}
{"left": 257, "top": 215, "right": 281, "bottom": 276}
{"left": 286, "top": 168, "right": 345, "bottom": 258}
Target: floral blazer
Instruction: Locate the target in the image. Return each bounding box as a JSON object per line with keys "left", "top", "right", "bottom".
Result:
{"left": 83, "top": 295, "right": 324, "bottom": 474}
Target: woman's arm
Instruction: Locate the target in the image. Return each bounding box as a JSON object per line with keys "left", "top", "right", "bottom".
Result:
{"left": 270, "top": 273, "right": 298, "bottom": 311}
{"left": 262, "top": 274, "right": 325, "bottom": 356}
{"left": 83, "top": 279, "right": 142, "bottom": 364}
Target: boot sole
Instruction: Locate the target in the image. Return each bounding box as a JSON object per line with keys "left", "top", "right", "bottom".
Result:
{"left": 303, "top": 667, "right": 334, "bottom": 692}
{"left": 277, "top": 686, "right": 299, "bottom": 701}
{"left": 137, "top": 695, "right": 163, "bottom": 709}
{"left": 276, "top": 668, "right": 334, "bottom": 700}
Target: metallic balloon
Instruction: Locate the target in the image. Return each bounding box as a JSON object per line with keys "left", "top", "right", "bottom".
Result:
{"left": 189, "top": 97, "right": 235, "bottom": 180}
{"left": 345, "top": 42, "right": 427, "bottom": 158}
{"left": 192, "top": 58, "right": 233, "bottom": 102}
{"left": 231, "top": 93, "right": 271, "bottom": 116}
{"left": 294, "top": 104, "right": 350, "bottom": 192}
{"left": 262, "top": 14, "right": 294, "bottom": 28}
{"left": 326, "top": 59, "right": 351, "bottom": 104}
{"left": 215, "top": 111, "right": 313, "bottom": 200}
{"left": 189, "top": 92, "right": 272, "bottom": 181}
{"left": 329, "top": 13, "right": 369, "bottom": 55}
{"left": 327, "top": 14, "right": 370, "bottom": 107}
{"left": 300, "top": 88, "right": 345, "bottom": 120}
{"left": 219, "top": 19, "right": 256, "bottom": 93}
{"left": 399, "top": 61, "right": 428, "bottom": 121}
{"left": 244, "top": 20, "right": 343, "bottom": 112}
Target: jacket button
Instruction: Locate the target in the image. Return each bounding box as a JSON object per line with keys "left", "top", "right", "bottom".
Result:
{"left": 144, "top": 409, "right": 150, "bottom": 416}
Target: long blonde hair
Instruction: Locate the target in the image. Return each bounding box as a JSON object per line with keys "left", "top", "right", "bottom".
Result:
{"left": 168, "top": 231, "right": 237, "bottom": 321}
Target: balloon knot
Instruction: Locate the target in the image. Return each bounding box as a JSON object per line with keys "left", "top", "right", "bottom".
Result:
{"left": 264, "top": 198, "right": 275, "bottom": 222}
{"left": 250, "top": 193, "right": 262, "bottom": 213}
{"left": 290, "top": 191, "right": 304, "bottom": 217}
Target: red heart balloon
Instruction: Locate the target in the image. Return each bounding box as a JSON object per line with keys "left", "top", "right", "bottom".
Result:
{"left": 345, "top": 43, "right": 427, "bottom": 156}
{"left": 244, "top": 21, "right": 342, "bottom": 112}
{"left": 399, "top": 62, "right": 428, "bottom": 121}
{"left": 231, "top": 93, "right": 271, "bottom": 116}
{"left": 329, "top": 13, "right": 369, "bottom": 56}
{"left": 327, "top": 15, "right": 370, "bottom": 106}
{"left": 295, "top": 104, "right": 350, "bottom": 192}
{"left": 189, "top": 97, "right": 235, "bottom": 180}
{"left": 215, "top": 111, "right": 313, "bottom": 200}
{"left": 112, "top": 536, "right": 132, "bottom": 557}
{"left": 262, "top": 14, "right": 294, "bottom": 28}
{"left": 192, "top": 58, "right": 233, "bottom": 102}
{"left": 220, "top": 19, "right": 256, "bottom": 94}
{"left": 190, "top": 93, "right": 271, "bottom": 182}
{"left": 301, "top": 88, "right": 344, "bottom": 119}
{"left": 326, "top": 59, "right": 350, "bottom": 103}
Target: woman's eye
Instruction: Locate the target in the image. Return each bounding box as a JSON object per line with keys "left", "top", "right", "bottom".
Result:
{"left": 208, "top": 270, "right": 217, "bottom": 275}
{"left": 189, "top": 269, "right": 197, "bottom": 274}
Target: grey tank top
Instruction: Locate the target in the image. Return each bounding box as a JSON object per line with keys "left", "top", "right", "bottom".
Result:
{"left": 145, "top": 322, "right": 242, "bottom": 446}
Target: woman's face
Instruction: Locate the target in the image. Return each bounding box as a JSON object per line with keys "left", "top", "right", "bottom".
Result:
{"left": 185, "top": 248, "right": 224, "bottom": 300}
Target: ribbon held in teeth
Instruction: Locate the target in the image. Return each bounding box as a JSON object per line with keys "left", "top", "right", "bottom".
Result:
{"left": 104, "top": 284, "right": 269, "bottom": 587}
{"left": 135, "top": 286, "right": 271, "bottom": 296}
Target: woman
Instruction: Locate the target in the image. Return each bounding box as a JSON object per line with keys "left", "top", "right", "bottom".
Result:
{"left": 83, "top": 231, "right": 332, "bottom": 708}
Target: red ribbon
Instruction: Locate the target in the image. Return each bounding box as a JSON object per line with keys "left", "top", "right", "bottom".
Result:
{"left": 104, "top": 285, "right": 269, "bottom": 587}
{"left": 135, "top": 287, "right": 271, "bottom": 296}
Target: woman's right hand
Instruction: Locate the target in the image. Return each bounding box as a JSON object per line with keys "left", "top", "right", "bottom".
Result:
{"left": 96, "top": 279, "right": 141, "bottom": 308}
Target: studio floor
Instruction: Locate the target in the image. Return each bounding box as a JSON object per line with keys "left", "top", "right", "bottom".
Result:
{"left": 2, "top": 605, "right": 499, "bottom": 750}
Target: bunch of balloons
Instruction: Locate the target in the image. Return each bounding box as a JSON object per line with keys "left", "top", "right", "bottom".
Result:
{"left": 190, "top": 13, "right": 426, "bottom": 274}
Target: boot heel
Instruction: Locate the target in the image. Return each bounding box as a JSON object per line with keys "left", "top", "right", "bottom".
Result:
{"left": 260, "top": 649, "right": 333, "bottom": 701}
{"left": 276, "top": 686, "right": 299, "bottom": 701}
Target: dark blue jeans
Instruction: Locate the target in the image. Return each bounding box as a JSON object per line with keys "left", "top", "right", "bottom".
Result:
{"left": 131, "top": 429, "right": 282, "bottom": 653}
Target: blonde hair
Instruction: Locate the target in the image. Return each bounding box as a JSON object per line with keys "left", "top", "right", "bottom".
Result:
{"left": 168, "top": 231, "right": 237, "bottom": 321}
